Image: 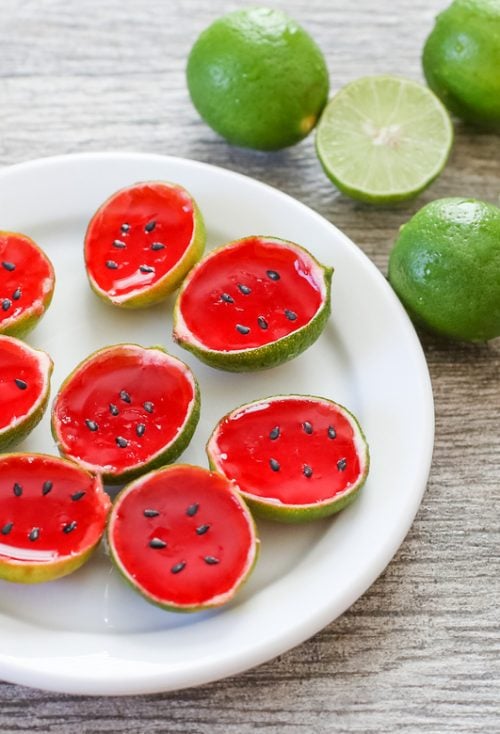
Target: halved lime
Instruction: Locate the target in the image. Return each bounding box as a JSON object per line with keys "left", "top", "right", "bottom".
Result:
{"left": 316, "top": 75, "right": 453, "bottom": 204}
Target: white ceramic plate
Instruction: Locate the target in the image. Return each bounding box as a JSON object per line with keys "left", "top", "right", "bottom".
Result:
{"left": 0, "top": 152, "right": 434, "bottom": 695}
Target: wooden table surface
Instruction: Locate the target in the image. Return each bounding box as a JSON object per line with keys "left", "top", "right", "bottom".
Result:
{"left": 0, "top": 0, "right": 498, "bottom": 731}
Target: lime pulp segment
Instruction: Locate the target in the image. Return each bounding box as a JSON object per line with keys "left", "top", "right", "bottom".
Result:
{"left": 316, "top": 76, "right": 453, "bottom": 203}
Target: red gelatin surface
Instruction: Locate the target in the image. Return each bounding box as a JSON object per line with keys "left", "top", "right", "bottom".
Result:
{"left": 0, "top": 232, "right": 55, "bottom": 335}
{"left": 109, "top": 465, "right": 257, "bottom": 608}
{"left": 0, "top": 338, "right": 49, "bottom": 432}
{"left": 209, "top": 396, "right": 366, "bottom": 506}
{"left": 85, "top": 182, "right": 195, "bottom": 300}
{"left": 177, "top": 237, "right": 324, "bottom": 351}
{"left": 52, "top": 346, "right": 197, "bottom": 476}
{"left": 0, "top": 454, "right": 109, "bottom": 565}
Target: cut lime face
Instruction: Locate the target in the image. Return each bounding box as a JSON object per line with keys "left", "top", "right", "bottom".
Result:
{"left": 316, "top": 75, "right": 453, "bottom": 204}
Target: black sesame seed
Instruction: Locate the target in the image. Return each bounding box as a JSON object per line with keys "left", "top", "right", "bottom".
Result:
{"left": 204, "top": 556, "right": 220, "bottom": 565}
{"left": 149, "top": 537, "right": 167, "bottom": 549}
{"left": 171, "top": 561, "right": 186, "bottom": 574}
{"left": 119, "top": 390, "right": 131, "bottom": 403}
{"left": 236, "top": 324, "right": 250, "bottom": 335}
{"left": 269, "top": 458, "right": 280, "bottom": 472}
{"left": 42, "top": 481, "right": 53, "bottom": 496}
{"left": 150, "top": 242, "right": 165, "bottom": 251}
{"left": 12, "top": 287, "right": 21, "bottom": 301}
{"left": 136, "top": 423, "right": 146, "bottom": 438}
{"left": 29, "top": 527, "right": 40, "bottom": 541}
{"left": 13, "top": 482, "right": 23, "bottom": 497}
{"left": 109, "top": 403, "right": 119, "bottom": 416}
{"left": 139, "top": 264, "right": 155, "bottom": 274}
{"left": 266, "top": 269, "right": 280, "bottom": 281}
{"left": 186, "top": 503, "right": 199, "bottom": 517}
{"left": 328, "top": 426, "right": 337, "bottom": 439}
{"left": 71, "top": 491, "right": 86, "bottom": 501}
{"left": 337, "top": 458, "right": 347, "bottom": 471}
{"left": 1, "top": 522, "right": 13, "bottom": 535}
{"left": 303, "top": 421, "right": 313, "bottom": 435}
{"left": 85, "top": 419, "right": 98, "bottom": 432}
{"left": 237, "top": 283, "right": 252, "bottom": 295}
{"left": 2, "top": 261, "right": 15, "bottom": 271}
{"left": 269, "top": 426, "right": 280, "bottom": 440}
{"left": 112, "top": 239, "right": 126, "bottom": 249}
{"left": 115, "top": 436, "right": 128, "bottom": 448}
{"left": 63, "top": 521, "right": 77, "bottom": 534}
{"left": 143, "top": 509, "right": 160, "bottom": 518}
{"left": 284, "top": 309, "right": 298, "bottom": 321}
{"left": 144, "top": 220, "right": 156, "bottom": 232}
{"left": 257, "top": 316, "right": 268, "bottom": 330}
{"left": 220, "top": 292, "right": 234, "bottom": 304}
{"left": 143, "top": 401, "right": 154, "bottom": 414}
{"left": 120, "top": 223, "right": 130, "bottom": 233}
{"left": 14, "top": 378, "right": 27, "bottom": 390}
{"left": 196, "top": 524, "right": 210, "bottom": 535}
{"left": 303, "top": 464, "right": 313, "bottom": 478}
{"left": 105, "top": 260, "right": 118, "bottom": 270}
{"left": 2, "top": 298, "right": 11, "bottom": 311}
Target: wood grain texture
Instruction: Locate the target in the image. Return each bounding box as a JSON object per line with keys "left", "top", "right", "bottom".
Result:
{"left": 0, "top": 0, "right": 498, "bottom": 731}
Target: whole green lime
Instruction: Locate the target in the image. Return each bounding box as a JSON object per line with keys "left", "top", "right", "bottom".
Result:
{"left": 422, "top": 0, "right": 500, "bottom": 129}
{"left": 186, "top": 7, "right": 329, "bottom": 150}
{"left": 388, "top": 198, "right": 500, "bottom": 342}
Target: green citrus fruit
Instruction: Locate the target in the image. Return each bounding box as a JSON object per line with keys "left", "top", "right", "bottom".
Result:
{"left": 315, "top": 75, "right": 453, "bottom": 204}
{"left": 422, "top": 0, "right": 500, "bottom": 129}
{"left": 186, "top": 7, "right": 329, "bottom": 150}
{"left": 388, "top": 198, "right": 500, "bottom": 342}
